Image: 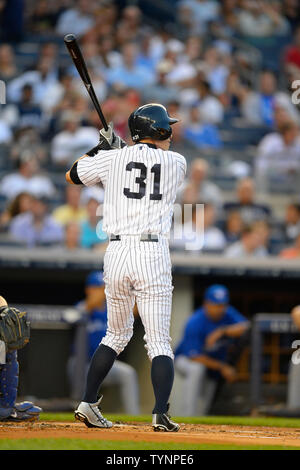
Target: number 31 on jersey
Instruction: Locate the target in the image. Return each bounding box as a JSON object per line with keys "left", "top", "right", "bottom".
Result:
{"left": 123, "top": 161, "right": 162, "bottom": 201}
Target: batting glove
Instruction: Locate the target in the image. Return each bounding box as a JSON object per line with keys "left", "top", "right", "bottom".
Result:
{"left": 99, "top": 123, "right": 127, "bottom": 150}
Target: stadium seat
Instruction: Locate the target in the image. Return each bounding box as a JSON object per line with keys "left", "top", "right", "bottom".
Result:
{"left": 0, "top": 145, "right": 13, "bottom": 171}
{"left": 0, "top": 194, "right": 7, "bottom": 213}
{"left": 235, "top": 35, "right": 292, "bottom": 72}
{"left": 0, "top": 234, "right": 27, "bottom": 247}
{"left": 211, "top": 174, "right": 237, "bottom": 191}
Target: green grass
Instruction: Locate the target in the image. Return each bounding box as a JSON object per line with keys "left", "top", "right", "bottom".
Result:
{"left": 0, "top": 438, "right": 299, "bottom": 451}
{"left": 41, "top": 412, "right": 300, "bottom": 429}
{"left": 2, "top": 414, "right": 300, "bottom": 450}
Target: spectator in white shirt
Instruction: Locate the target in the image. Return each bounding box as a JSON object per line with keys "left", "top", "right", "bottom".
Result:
{"left": 171, "top": 203, "right": 226, "bottom": 253}
{"left": 164, "top": 40, "right": 196, "bottom": 88}
{"left": 55, "top": 0, "right": 95, "bottom": 38}
{"left": 201, "top": 203, "right": 227, "bottom": 252}
{"left": 0, "top": 152, "right": 56, "bottom": 200}
{"left": 237, "top": 0, "right": 290, "bottom": 38}
{"left": 40, "top": 69, "right": 74, "bottom": 114}
{"left": 0, "top": 120, "right": 12, "bottom": 144}
{"left": 196, "top": 79, "right": 224, "bottom": 125}
{"left": 51, "top": 111, "right": 99, "bottom": 168}
{"left": 178, "top": 158, "right": 223, "bottom": 209}
{"left": 225, "top": 223, "right": 269, "bottom": 258}
{"left": 7, "top": 57, "right": 57, "bottom": 105}
{"left": 255, "top": 119, "right": 300, "bottom": 193}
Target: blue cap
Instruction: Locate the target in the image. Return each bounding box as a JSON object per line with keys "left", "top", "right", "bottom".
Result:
{"left": 204, "top": 285, "right": 229, "bottom": 304}
{"left": 85, "top": 271, "right": 104, "bottom": 287}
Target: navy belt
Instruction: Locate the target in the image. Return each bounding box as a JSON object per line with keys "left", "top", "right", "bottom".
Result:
{"left": 110, "top": 234, "right": 159, "bottom": 242}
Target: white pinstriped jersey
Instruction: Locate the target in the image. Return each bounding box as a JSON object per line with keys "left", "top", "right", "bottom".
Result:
{"left": 77, "top": 143, "right": 186, "bottom": 236}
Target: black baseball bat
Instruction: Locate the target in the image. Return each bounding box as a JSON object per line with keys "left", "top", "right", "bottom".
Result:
{"left": 64, "top": 33, "right": 108, "bottom": 131}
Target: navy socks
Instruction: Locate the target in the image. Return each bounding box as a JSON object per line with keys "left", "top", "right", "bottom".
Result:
{"left": 82, "top": 347, "right": 174, "bottom": 414}
{"left": 151, "top": 355, "right": 174, "bottom": 414}
{"left": 82, "top": 344, "right": 117, "bottom": 403}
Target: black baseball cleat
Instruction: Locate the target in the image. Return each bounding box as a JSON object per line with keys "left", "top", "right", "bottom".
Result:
{"left": 152, "top": 405, "right": 180, "bottom": 432}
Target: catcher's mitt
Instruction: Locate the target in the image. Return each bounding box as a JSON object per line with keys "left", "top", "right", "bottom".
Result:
{"left": 0, "top": 306, "right": 30, "bottom": 352}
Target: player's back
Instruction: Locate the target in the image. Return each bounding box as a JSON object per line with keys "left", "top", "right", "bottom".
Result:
{"left": 101, "top": 143, "right": 186, "bottom": 236}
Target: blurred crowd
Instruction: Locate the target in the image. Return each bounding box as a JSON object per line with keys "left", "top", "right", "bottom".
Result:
{"left": 0, "top": 0, "right": 300, "bottom": 257}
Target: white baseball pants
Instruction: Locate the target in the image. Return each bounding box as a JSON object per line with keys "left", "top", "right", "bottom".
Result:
{"left": 101, "top": 236, "right": 174, "bottom": 361}
{"left": 175, "top": 355, "right": 217, "bottom": 416}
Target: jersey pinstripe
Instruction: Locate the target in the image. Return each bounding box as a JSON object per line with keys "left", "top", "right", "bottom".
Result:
{"left": 77, "top": 144, "right": 186, "bottom": 236}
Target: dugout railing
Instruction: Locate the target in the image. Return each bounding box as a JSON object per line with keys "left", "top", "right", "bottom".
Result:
{"left": 251, "top": 313, "right": 299, "bottom": 408}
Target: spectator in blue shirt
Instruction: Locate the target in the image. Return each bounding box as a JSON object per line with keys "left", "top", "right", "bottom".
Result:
{"left": 9, "top": 195, "right": 63, "bottom": 248}
{"left": 183, "top": 105, "right": 222, "bottom": 149}
{"left": 242, "top": 70, "right": 296, "bottom": 127}
{"left": 175, "top": 284, "right": 250, "bottom": 416}
{"left": 106, "top": 41, "right": 155, "bottom": 90}
{"left": 68, "top": 271, "right": 140, "bottom": 415}
{"left": 80, "top": 197, "right": 108, "bottom": 250}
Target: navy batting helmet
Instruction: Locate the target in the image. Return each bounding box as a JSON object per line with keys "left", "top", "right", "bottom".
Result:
{"left": 128, "top": 103, "right": 178, "bottom": 143}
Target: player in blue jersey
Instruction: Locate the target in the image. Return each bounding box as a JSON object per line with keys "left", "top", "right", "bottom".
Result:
{"left": 175, "top": 284, "right": 250, "bottom": 416}
{"left": 68, "top": 271, "right": 140, "bottom": 415}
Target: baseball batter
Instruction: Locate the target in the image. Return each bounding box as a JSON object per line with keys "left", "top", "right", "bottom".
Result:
{"left": 66, "top": 103, "right": 186, "bottom": 431}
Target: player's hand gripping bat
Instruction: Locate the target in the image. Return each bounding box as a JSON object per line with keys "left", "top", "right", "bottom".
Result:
{"left": 64, "top": 33, "right": 109, "bottom": 131}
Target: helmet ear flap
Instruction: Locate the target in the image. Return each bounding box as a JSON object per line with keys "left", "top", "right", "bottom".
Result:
{"left": 152, "top": 126, "right": 172, "bottom": 140}
{"left": 128, "top": 104, "right": 178, "bottom": 142}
